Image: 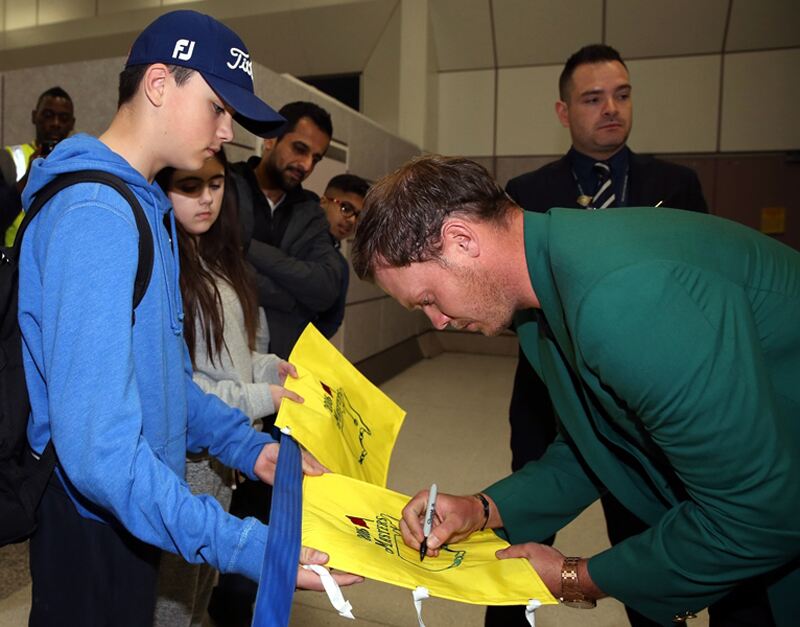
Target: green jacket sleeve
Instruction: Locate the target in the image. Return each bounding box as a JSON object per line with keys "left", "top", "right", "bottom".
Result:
{"left": 484, "top": 432, "right": 603, "bottom": 544}
{"left": 575, "top": 261, "right": 800, "bottom": 623}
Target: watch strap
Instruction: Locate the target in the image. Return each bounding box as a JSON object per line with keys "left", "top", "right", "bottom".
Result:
{"left": 560, "top": 557, "right": 597, "bottom": 609}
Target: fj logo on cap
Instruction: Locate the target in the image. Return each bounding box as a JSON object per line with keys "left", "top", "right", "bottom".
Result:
{"left": 227, "top": 47, "right": 253, "bottom": 78}
{"left": 172, "top": 39, "right": 195, "bottom": 61}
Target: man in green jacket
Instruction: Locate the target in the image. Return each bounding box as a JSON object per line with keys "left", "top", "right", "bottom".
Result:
{"left": 351, "top": 155, "right": 800, "bottom": 626}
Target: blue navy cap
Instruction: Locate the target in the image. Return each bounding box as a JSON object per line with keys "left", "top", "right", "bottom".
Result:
{"left": 126, "top": 10, "right": 286, "bottom": 138}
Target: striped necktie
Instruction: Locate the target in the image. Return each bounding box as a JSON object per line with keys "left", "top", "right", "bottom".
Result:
{"left": 591, "top": 161, "right": 615, "bottom": 209}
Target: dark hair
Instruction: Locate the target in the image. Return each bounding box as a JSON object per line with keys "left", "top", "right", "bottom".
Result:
{"left": 326, "top": 173, "right": 369, "bottom": 198}
{"left": 117, "top": 64, "right": 195, "bottom": 108}
{"left": 351, "top": 155, "right": 514, "bottom": 281}
{"left": 558, "top": 44, "right": 627, "bottom": 101}
{"left": 156, "top": 149, "right": 260, "bottom": 367}
{"left": 35, "top": 86, "right": 72, "bottom": 110}
{"left": 277, "top": 101, "right": 333, "bottom": 139}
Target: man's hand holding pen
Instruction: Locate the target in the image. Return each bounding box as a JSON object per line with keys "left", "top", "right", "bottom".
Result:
{"left": 419, "top": 483, "right": 438, "bottom": 561}
{"left": 400, "top": 489, "right": 501, "bottom": 558}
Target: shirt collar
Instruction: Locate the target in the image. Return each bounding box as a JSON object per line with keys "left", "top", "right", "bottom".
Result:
{"left": 569, "top": 145, "right": 630, "bottom": 177}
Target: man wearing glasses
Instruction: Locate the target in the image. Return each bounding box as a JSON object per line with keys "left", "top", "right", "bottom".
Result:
{"left": 317, "top": 173, "right": 370, "bottom": 338}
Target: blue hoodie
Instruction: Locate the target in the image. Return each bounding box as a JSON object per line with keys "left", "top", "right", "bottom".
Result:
{"left": 19, "top": 134, "right": 272, "bottom": 581}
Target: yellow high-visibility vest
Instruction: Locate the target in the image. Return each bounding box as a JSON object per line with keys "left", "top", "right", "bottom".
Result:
{"left": 3, "top": 142, "right": 35, "bottom": 247}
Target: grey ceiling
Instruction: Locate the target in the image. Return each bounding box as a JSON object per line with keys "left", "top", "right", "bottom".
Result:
{"left": 431, "top": 0, "right": 800, "bottom": 73}
{"left": 227, "top": 0, "right": 800, "bottom": 77}
{"left": 0, "top": 0, "right": 797, "bottom": 77}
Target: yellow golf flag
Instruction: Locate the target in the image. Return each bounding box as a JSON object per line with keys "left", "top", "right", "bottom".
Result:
{"left": 276, "top": 324, "right": 405, "bottom": 487}
{"left": 302, "top": 473, "right": 557, "bottom": 607}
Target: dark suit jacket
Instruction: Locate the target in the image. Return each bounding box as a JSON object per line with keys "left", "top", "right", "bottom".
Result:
{"left": 505, "top": 150, "right": 708, "bottom": 215}
{"left": 486, "top": 209, "right": 800, "bottom": 625}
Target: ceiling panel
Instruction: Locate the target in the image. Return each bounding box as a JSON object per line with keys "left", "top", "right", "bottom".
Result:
{"left": 437, "top": 69, "right": 496, "bottom": 156}
{"left": 430, "top": 0, "right": 494, "bottom": 71}
{"left": 727, "top": 0, "right": 800, "bottom": 51}
{"left": 606, "top": 0, "right": 728, "bottom": 58}
{"left": 226, "top": 0, "right": 396, "bottom": 77}
{"left": 493, "top": 0, "right": 603, "bottom": 68}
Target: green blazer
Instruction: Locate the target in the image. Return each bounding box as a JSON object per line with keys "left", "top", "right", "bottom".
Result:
{"left": 484, "top": 208, "right": 800, "bottom": 625}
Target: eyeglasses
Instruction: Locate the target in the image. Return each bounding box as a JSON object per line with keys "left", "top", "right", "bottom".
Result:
{"left": 324, "top": 196, "right": 361, "bottom": 220}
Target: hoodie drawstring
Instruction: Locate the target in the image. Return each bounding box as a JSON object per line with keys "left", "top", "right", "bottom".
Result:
{"left": 153, "top": 195, "right": 184, "bottom": 336}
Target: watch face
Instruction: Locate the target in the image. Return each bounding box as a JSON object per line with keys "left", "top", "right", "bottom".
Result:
{"left": 562, "top": 598, "right": 597, "bottom": 609}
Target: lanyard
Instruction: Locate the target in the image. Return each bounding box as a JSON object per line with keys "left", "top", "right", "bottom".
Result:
{"left": 571, "top": 167, "right": 629, "bottom": 209}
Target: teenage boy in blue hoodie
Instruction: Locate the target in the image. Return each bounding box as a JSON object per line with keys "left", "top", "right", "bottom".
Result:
{"left": 18, "top": 11, "right": 361, "bottom": 625}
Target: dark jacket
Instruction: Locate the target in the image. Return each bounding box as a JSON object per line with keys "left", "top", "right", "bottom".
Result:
{"left": 231, "top": 160, "right": 343, "bottom": 358}
{"left": 505, "top": 150, "right": 708, "bottom": 215}
{"left": 313, "top": 237, "right": 349, "bottom": 339}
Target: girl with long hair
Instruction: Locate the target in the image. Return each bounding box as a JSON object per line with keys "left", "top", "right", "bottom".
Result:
{"left": 153, "top": 149, "right": 302, "bottom": 626}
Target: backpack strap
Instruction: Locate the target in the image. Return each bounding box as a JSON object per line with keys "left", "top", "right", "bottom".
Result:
{"left": 15, "top": 170, "right": 154, "bottom": 316}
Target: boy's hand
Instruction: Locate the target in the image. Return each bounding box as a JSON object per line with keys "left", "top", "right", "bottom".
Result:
{"left": 254, "top": 443, "right": 328, "bottom": 485}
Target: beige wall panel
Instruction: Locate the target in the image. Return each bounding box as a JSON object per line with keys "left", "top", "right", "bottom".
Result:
{"left": 430, "top": 0, "right": 493, "bottom": 72}
{"left": 5, "top": 0, "right": 35, "bottom": 31}
{"left": 39, "top": 0, "right": 96, "bottom": 26}
{"left": 423, "top": 8, "right": 439, "bottom": 153}
{"left": 720, "top": 49, "right": 800, "bottom": 152}
{"left": 398, "top": 0, "right": 431, "bottom": 148}
{"left": 97, "top": 0, "right": 160, "bottom": 14}
{"left": 436, "top": 70, "right": 494, "bottom": 156}
{"left": 607, "top": 0, "right": 727, "bottom": 58}
{"left": 380, "top": 297, "right": 420, "bottom": 349}
{"left": 496, "top": 65, "right": 569, "bottom": 156}
{"left": 347, "top": 119, "right": 391, "bottom": 182}
{"left": 492, "top": 0, "right": 602, "bottom": 68}
{"left": 257, "top": 73, "right": 321, "bottom": 119}
{"left": 386, "top": 134, "right": 420, "bottom": 173}
{"left": 346, "top": 273, "right": 385, "bottom": 304}
{"left": 362, "top": 2, "right": 400, "bottom": 135}
{"left": 495, "top": 155, "right": 559, "bottom": 188}
{"left": 343, "top": 299, "right": 385, "bottom": 363}
{"left": 626, "top": 55, "right": 720, "bottom": 154}
{"left": 340, "top": 242, "right": 384, "bottom": 306}
{"left": 465, "top": 155, "right": 495, "bottom": 178}
{"left": 416, "top": 310, "right": 433, "bottom": 333}
{"left": 727, "top": 0, "right": 800, "bottom": 51}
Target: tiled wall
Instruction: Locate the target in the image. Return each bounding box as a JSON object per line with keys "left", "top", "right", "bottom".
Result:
{"left": 436, "top": 45, "right": 800, "bottom": 252}
{"left": 0, "top": 56, "right": 428, "bottom": 367}
{"left": 437, "top": 49, "right": 800, "bottom": 156}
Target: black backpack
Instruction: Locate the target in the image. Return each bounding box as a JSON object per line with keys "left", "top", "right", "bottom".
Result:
{"left": 0, "top": 170, "right": 154, "bottom": 545}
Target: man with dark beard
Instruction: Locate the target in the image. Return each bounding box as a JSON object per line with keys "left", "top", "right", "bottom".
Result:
{"left": 231, "top": 100, "right": 343, "bottom": 359}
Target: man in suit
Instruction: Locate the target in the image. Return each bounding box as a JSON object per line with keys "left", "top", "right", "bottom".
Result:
{"left": 499, "top": 44, "right": 708, "bottom": 626}
{"left": 351, "top": 155, "right": 799, "bottom": 627}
